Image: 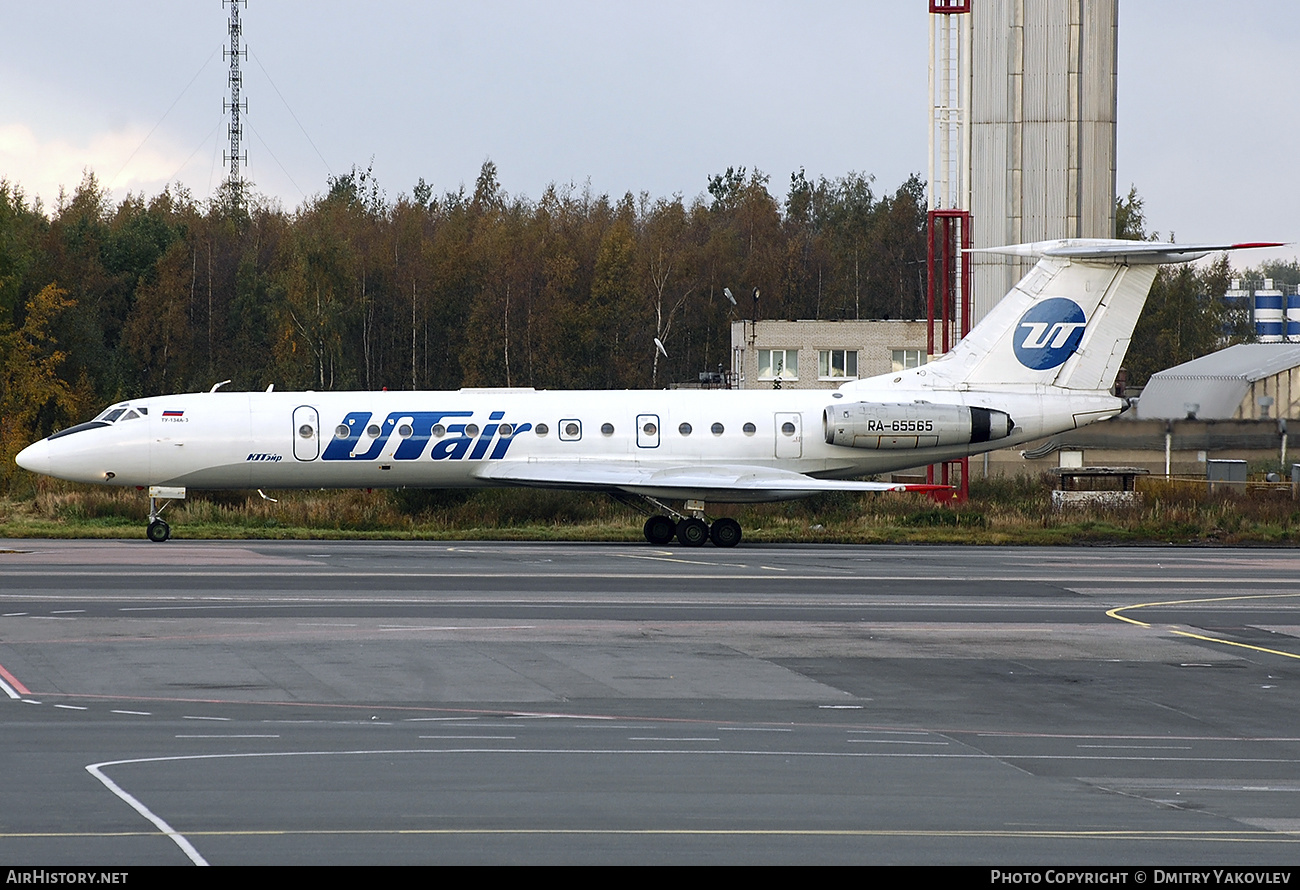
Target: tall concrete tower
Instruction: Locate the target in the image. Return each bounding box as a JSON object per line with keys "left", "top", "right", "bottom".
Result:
{"left": 928, "top": 1, "right": 1119, "bottom": 329}
{"left": 968, "top": 0, "right": 1118, "bottom": 320}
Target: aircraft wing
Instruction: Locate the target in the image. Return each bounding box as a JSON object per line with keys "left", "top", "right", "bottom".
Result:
{"left": 473, "top": 461, "right": 948, "bottom": 502}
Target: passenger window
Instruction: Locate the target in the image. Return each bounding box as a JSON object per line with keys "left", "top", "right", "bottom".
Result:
{"left": 679, "top": 422, "right": 692, "bottom": 436}
{"left": 711, "top": 422, "right": 725, "bottom": 436}
{"left": 535, "top": 423, "right": 549, "bottom": 436}
{"left": 743, "top": 422, "right": 756, "bottom": 435}
{"left": 600, "top": 423, "right": 614, "bottom": 436}
{"left": 499, "top": 423, "right": 514, "bottom": 437}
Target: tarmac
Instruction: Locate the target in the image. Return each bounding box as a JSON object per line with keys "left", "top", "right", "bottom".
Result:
{"left": 2, "top": 539, "right": 1299, "bottom": 865}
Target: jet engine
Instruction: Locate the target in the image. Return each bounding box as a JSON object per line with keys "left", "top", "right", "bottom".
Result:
{"left": 823, "top": 402, "right": 1013, "bottom": 450}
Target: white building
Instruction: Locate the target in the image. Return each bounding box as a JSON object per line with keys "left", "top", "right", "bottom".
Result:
{"left": 730, "top": 319, "right": 930, "bottom": 391}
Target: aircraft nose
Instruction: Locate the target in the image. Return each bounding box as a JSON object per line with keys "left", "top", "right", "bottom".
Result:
{"left": 15, "top": 439, "right": 49, "bottom": 475}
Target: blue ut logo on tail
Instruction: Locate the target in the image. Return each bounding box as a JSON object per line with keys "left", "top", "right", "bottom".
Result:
{"left": 1013, "top": 298, "right": 1087, "bottom": 370}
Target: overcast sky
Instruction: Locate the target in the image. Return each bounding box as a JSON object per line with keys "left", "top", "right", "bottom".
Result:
{"left": 2, "top": 2, "right": 1295, "bottom": 266}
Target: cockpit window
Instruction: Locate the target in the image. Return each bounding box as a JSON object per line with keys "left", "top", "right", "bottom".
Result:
{"left": 120, "top": 410, "right": 140, "bottom": 421}
{"left": 102, "top": 409, "right": 126, "bottom": 423}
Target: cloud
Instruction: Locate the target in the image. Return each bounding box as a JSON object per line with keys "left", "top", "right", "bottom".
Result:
{"left": 0, "top": 122, "right": 203, "bottom": 208}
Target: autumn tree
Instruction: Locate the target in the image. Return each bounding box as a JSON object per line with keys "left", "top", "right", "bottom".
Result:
{"left": 0, "top": 284, "right": 92, "bottom": 487}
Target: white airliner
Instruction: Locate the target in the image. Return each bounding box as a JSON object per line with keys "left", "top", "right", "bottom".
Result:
{"left": 15, "top": 238, "right": 1277, "bottom": 546}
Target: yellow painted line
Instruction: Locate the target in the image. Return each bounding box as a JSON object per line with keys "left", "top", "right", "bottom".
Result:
{"left": 1169, "top": 630, "right": 1300, "bottom": 661}
{"left": 1107, "top": 593, "right": 1300, "bottom": 659}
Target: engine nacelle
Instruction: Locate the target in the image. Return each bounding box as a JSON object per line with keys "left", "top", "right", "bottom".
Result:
{"left": 823, "top": 402, "right": 1014, "bottom": 450}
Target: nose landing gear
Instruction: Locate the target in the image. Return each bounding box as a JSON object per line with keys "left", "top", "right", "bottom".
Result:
{"left": 145, "top": 486, "right": 185, "bottom": 543}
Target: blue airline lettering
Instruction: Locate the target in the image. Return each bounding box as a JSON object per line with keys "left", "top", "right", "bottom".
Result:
{"left": 321, "top": 409, "right": 529, "bottom": 462}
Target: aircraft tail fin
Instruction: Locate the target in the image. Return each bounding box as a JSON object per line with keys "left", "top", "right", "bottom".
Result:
{"left": 935, "top": 239, "right": 1281, "bottom": 392}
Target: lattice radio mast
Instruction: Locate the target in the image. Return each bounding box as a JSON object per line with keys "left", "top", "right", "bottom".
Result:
{"left": 223, "top": 1, "right": 248, "bottom": 196}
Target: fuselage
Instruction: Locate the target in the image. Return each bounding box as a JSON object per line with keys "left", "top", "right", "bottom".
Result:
{"left": 15, "top": 375, "right": 1124, "bottom": 496}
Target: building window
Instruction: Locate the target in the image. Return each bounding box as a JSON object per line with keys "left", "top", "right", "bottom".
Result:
{"left": 818, "top": 349, "right": 858, "bottom": 379}
{"left": 891, "top": 349, "right": 927, "bottom": 372}
{"left": 758, "top": 349, "right": 798, "bottom": 380}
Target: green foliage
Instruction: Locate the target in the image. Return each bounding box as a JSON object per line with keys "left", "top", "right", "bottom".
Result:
{"left": 8, "top": 476, "right": 1300, "bottom": 545}
{"left": 0, "top": 284, "right": 89, "bottom": 488}
{"left": 1114, "top": 185, "right": 1149, "bottom": 240}
{"left": 1126, "top": 255, "right": 1234, "bottom": 386}
{"left": 1114, "top": 186, "right": 1240, "bottom": 387}
{"left": 1237, "top": 259, "right": 1300, "bottom": 290}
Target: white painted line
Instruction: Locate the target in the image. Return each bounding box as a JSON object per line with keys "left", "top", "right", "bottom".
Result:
{"left": 182, "top": 716, "right": 231, "bottom": 721}
{"left": 417, "top": 735, "right": 517, "bottom": 740}
{"left": 22, "top": 699, "right": 41, "bottom": 705}
{"left": 50, "top": 609, "right": 85, "bottom": 614}
{"left": 376, "top": 625, "right": 536, "bottom": 632}
{"left": 111, "top": 710, "right": 152, "bottom": 716}
{"left": 405, "top": 717, "right": 480, "bottom": 722}
{"left": 85, "top": 761, "right": 208, "bottom": 866}
{"left": 628, "top": 737, "right": 721, "bottom": 742}
{"left": 846, "top": 729, "right": 931, "bottom": 735}
{"left": 847, "top": 739, "right": 950, "bottom": 745}
{"left": 53, "top": 704, "right": 88, "bottom": 710}
{"left": 819, "top": 705, "right": 863, "bottom": 710}
{"left": 716, "top": 727, "right": 793, "bottom": 732}
{"left": 2, "top": 612, "right": 28, "bottom": 617}
{"left": 1076, "top": 745, "right": 1193, "bottom": 750}
{"left": 508, "top": 712, "right": 618, "bottom": 720}
{"left": 0, "top": 678, "right": 18, "bottom": 700}
{"left": 176, "top": 735, "right": 280, "bottom": 739}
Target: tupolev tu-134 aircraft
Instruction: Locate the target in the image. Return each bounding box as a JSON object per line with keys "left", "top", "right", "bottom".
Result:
{"left": 16, "top": 238, "right": 1279, "bottom": 546}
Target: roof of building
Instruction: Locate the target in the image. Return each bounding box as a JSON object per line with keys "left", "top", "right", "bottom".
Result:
{"left": 1135, "top": 343, "right": 1300, "bottom": 420}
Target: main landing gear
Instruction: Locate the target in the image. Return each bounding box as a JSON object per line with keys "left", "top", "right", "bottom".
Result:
{"left": 625, "top": 496, "right": 743, "bottom": 548}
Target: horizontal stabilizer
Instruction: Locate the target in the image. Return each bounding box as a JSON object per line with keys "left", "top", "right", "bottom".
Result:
{"left": 970, "top": 239, "right": 1285, "bottom": 265}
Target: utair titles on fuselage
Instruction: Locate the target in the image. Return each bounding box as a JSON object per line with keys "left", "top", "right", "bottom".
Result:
{"left": 15, "top": 238, "right": 1280, "bottom": 547}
